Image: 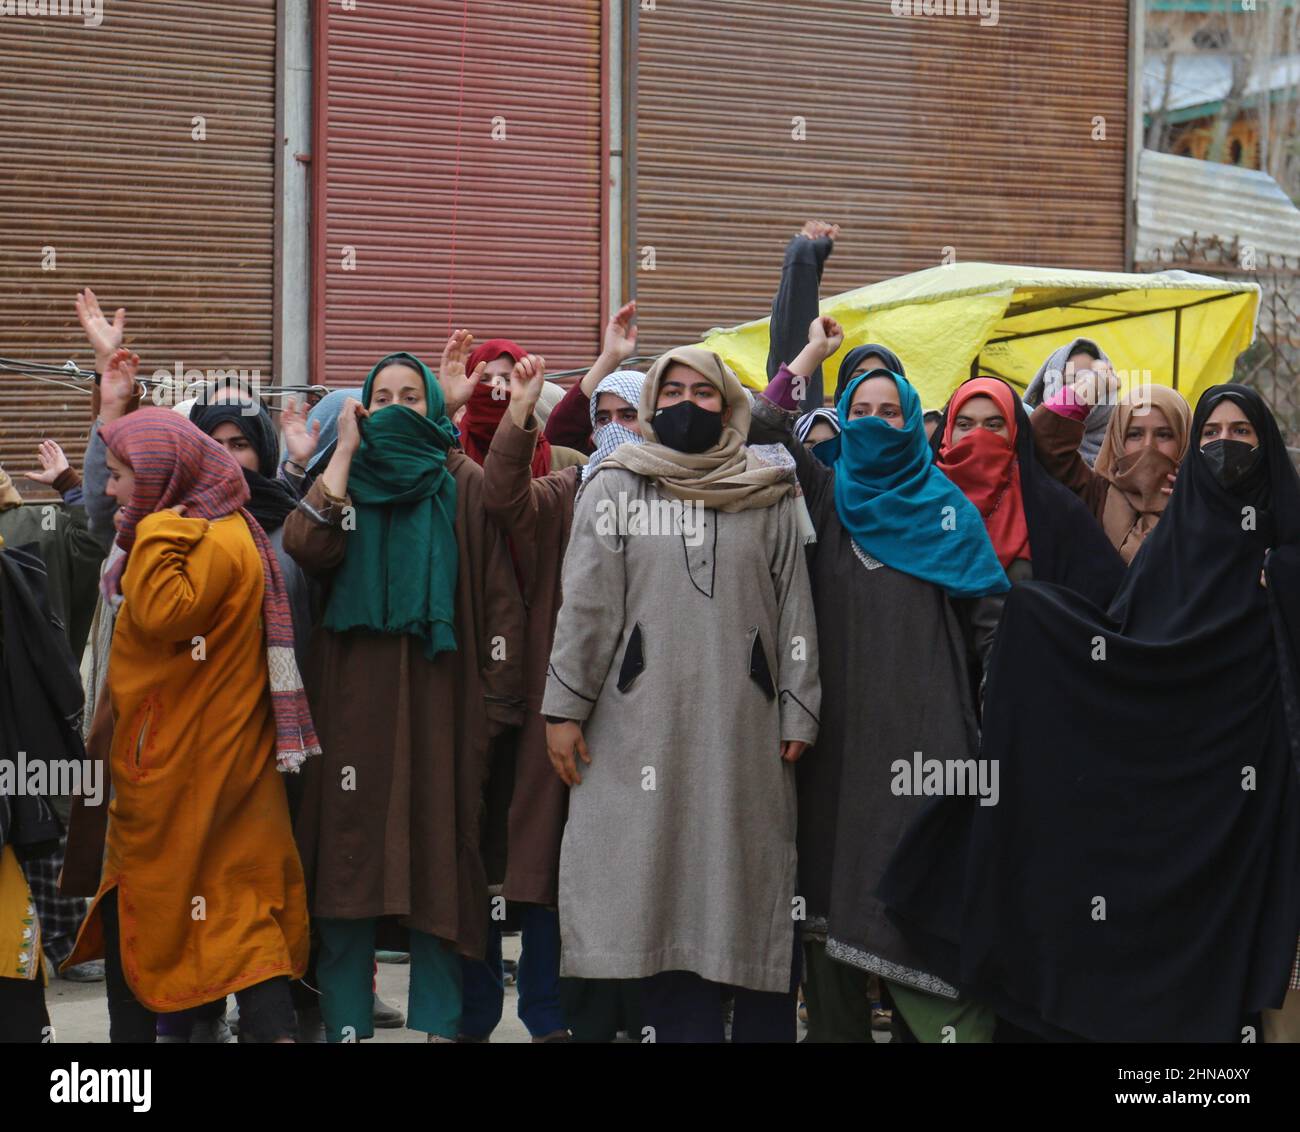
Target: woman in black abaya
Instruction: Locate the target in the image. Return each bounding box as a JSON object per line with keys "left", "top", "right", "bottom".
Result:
{"left": 881, "top": 383, "right": 1300, "bottom": 1043}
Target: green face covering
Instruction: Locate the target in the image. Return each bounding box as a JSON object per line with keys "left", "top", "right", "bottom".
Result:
{"left": 321, "top": 352, "right": 460, "bottom": 658}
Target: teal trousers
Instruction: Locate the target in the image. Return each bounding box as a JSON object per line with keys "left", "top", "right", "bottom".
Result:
{"left": 316, "top": 917, "right": 462, "bottom": 1041}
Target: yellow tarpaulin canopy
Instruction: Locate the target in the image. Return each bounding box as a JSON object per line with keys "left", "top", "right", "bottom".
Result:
{"left": 700, "top": 262, "right": 1261, "bottom": 412}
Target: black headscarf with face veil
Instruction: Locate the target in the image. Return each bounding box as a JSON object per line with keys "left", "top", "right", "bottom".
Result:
{"left": 880, "top": 382, "right": 1300, "bottom": 1042}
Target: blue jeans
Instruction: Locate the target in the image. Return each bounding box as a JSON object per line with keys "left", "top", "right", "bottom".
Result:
{"left": 460, "top": 903, "right": 564, "bottom": 1039}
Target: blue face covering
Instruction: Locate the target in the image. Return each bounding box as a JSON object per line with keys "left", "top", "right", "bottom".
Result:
{"left": 831, "top": 371, "right": 1009, "bottom": 598}
{"left": 811, "top": 435, "right": 841, "bottom": 466}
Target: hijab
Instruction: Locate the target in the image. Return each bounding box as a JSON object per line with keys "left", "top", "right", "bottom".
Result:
{"left": 1091, "top": 385, "right": 1191, "bottom": 563}
{"left": 936, "top": 378, "right": 1031, "bottom": 570}
{"left": 595, "top": 346, "right": 799, "bottom": 514}
{"left": 794, "top": 406, "right": 841, "bottom": 446}
{"left": 461, "top": 338, "right": 552, "bottom": 477}
{"left": 834, "top": 343, "right": 906, "bottom": 404}
{"left": 99, "top": 409, "right": 320, "bottom": 772}
{"left": 831, "top": 369, "right": 1009, "bottom": 599}
{"left": 305, "top": 389, "right": 361, "bottom": 475}
{"left": 882, "top": 383, "right": 1300, "bottom": 1042}
{"left": 320, "top": 353, "right": 460, "bottom": 659}
{"left": 1023, "top": 337, "right": 1114, "bottom": 466}
{"left": 934, "top": 376, "right": 1126, "bottom": 608}
{"left": 189, "top": 397, "right": 297, "bottom": 534}
{"left": 582, "top": 369, "right": 646, "bottom": 484}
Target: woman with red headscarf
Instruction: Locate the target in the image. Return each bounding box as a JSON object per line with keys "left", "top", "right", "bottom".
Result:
{"left": 459, "top": 340, "right": 587, "bottom": 476}
{"left": 934, "top": 377, "right": 1125, "bottom": 610}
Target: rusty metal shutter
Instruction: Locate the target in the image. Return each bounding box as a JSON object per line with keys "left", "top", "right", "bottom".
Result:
{"left": 633, "top": 0, "right": 1130, "bottom": 353}
{"left": 315, "top": 0, "right": 605, "bottom": 388}
{"left": 0, "top": 0, "right": 278, "bottom": 499}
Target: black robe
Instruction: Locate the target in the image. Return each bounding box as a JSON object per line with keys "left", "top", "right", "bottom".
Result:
{"left": 882, "top": 384, "right": 1300, "bottom": 1042}
{"left": 0, "top": 545, "right": 86, "bottom": 856}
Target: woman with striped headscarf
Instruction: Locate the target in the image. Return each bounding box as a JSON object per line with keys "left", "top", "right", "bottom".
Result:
{"left": 62, "top": 350, "right": 316, "bottom": 1042}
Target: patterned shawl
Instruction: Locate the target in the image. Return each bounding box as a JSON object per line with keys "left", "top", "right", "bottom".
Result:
{"left": 99, "top": 409, "right": 320, "bottom": 772}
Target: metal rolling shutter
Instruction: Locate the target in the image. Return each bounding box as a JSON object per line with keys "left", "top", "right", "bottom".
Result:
{"left": 0, "top": 0, "right": 277, "bottom": 498}
{"left": 315, "top": 0, "right": 604, "bottom": 388}
{"left": 633, "top": 0, "right": 1130, "bottom": 353}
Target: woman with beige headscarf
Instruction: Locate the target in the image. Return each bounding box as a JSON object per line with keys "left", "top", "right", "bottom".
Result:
{"left": 542, "top": 345, "right": 821, "bottom": 1043}
{"left": 1030, "top": 379, "right": 1192, "bottom": 563}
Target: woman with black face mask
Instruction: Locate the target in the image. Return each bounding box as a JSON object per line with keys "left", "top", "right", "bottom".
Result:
{"left": 881, "top": 383, "right": 1300, "bottom": 1043}
{"left": 542, "top": 347, "right": 821, "bottom": 1043}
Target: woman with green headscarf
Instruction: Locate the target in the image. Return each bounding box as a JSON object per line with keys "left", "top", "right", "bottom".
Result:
{"left": 283, "top": 335, "right": 526, "bottom": 1043}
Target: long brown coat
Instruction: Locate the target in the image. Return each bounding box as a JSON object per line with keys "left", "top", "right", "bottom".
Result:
{"left": 481, "top": 413, "right": 576, "bottom": 906}
{"left": 283, "top": 457, "right": 525, "bottom": 960}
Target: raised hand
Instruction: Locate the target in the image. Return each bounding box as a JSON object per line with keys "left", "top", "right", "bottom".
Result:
{"left": 507, "top": 354, "right": 547, "bottom": 428}
{"left": 1063, "top": 357, "right": 1119, "bottom": 409}
{"left": 100, "top": 347, "right": 141, "bottom": 424}
{"left": 807, "top": 315, "right": 844, "bottom": 360}
{"left": 282, "top": 397, "right": 322, "bottom": 468}
{"left": 799, "top": 219, "right": 840, "bottom": 242}
{"left": 25, "top": 439, "right": 71, "bottom": 486}
{"left": 439, "top": 328, "right": 486, "bottom": 414}
{"left": 75, "top": 288, "right": 125, "bottom": 372}
{"left": 602, "top": 301, "right": 638, "bottom": 362}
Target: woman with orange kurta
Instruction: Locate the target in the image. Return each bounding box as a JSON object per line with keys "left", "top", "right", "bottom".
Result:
{"left": 64, "top": 356, "right": 316, "bottom": 1043}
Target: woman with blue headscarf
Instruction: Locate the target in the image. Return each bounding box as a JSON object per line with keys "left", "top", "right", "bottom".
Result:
{"left": 751, "top": 313, "right": 1008, "bottom": 1045}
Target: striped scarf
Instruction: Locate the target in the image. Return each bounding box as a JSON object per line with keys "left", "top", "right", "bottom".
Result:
{"left": 99, "top": 409, "right": 320, "bottom": 772}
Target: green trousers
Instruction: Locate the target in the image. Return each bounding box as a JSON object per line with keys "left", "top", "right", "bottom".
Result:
{"left": 316, "top": 917, "right": 462, "bottom": 1042}
{"left": 884, "top": 977, "right": 997, "bottom": 1043}
{"left": 802, "top": 939, "right": 874, "bottom": 1043}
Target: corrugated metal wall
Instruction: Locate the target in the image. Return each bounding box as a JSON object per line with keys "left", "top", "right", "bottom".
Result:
{"left": 0, "top": 0, "right": 277, "bottom": 497}
{"left": 633, "top": 0, "right": 1131, "bottom": 353}
{"left": 315, "top": 0, "right": 604, "bottom": 387}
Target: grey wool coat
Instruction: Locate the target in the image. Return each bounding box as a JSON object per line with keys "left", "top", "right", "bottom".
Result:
{"left": 542, "top": 465, "right": 821, "bottom": 994}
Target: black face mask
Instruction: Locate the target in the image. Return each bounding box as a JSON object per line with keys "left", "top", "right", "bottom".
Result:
{"left": 653, "top": 400, "right": 724, "bottom": 454}
{"left": 1201, "top": 438, "right": 1261, "bottom": 489}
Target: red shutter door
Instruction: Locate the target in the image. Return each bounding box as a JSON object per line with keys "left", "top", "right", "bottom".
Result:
{"left": 315, "top": 0, "right": 605, "bottom": 387}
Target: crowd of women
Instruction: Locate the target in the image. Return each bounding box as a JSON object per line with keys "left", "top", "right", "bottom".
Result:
{"left": 1, "top": 220, "right": 1298, "bottom": 1044}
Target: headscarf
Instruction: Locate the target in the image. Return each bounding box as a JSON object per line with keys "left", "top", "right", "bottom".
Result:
{"left": 99, "top": 409, "right": 320, "bottom": 772}
{"left": 936, "top": 378, "right": 1031, "bottom": 570}
{"left": 881, "top": 383, "right": 1300, "bottom": 1042}
{"left": 582, "top": 369, "right": 646, "bottom": 484}
{"left": 0, "top": 468, "right": 22, "bottom": 511}
{"left": 461, "top": 338, "right": 552, "bottom": 477}
{"left": 320, "top": 353, "right": 460, "bottom": 659}
{"left": 594, "top": 346, "right": 799, "bottom": 514}
{"left": 831, "top": 369, "right": 1008, "bottom": 599}
{"left": 1091, "top": 385, "right": 1191, "bottom": 563}
{"left": 534, "top": 380, "right": 565, "bottom": 427}
{"left": 794, "top": 407, "right": 841, "bottom": 446}
{"left": 933, "top": 376, "right": 1125, "bottom": 607}
{"left": 1023, "top": 337, "right": 1115, "bottom": 466}
{"left": 189, "top": 397, "right": 297, "bottom": 534}
{"left": 834, "top": 343, "right": 906, "bottom": 404}
{"left": 305, "top": 388, "right": 362, "bottom": 474}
